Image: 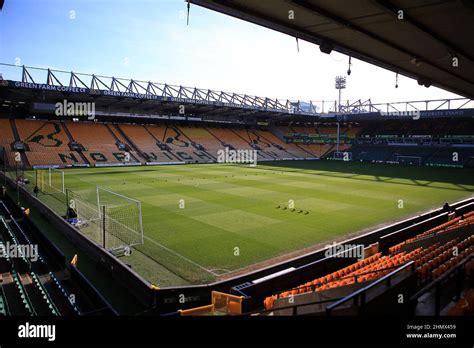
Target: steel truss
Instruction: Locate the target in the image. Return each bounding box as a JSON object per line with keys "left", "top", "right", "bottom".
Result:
{"left": 1, "top": 64, "right": 473, "bottom": 116}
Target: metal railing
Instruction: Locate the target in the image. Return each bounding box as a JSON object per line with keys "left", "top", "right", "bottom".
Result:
{"left": 410, "top": 254, "right": 473, "bottom": 316}
{"left": 325, "top": 261, "right": 415, "bottom": 315}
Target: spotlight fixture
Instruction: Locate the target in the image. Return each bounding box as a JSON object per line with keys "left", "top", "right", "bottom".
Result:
{"left": 417, "top": 77, "right": 432, "bottom": 88}
{"left": 335, "top": 76, "right": 346, "bottom": 112}
{"left": 319, "top": 40, "right": 333, "bottom": 54}
{"left": 347, "top": 56, "right": 352, "bottom": 75}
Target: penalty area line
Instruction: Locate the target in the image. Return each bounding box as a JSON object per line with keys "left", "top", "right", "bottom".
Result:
{"left": 143, "top": 235, "right": 220, "bottom": 277}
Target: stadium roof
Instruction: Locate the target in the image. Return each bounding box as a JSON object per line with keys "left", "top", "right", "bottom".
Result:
{"left": 1, "top": 65, "right": 473, "bottom": 124}
{"left": 189, "top": 0, "right": 474, "bottom": 99}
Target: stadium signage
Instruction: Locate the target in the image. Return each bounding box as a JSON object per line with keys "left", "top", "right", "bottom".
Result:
{"left": 168, "top": 97, "right": 217, "bottom": 105}
{"left": 11, "top": 81, "right": 164, "bottom": 100}
{"left": 340, "top": 109, "right": 474, "bottom": 121}
{"left": 14, "top": 81, "right": 87, "bottom": 93}
{"left": 102, "top": 90, "right": 162, "bottom": 100}
{"left": 8, "top": 80, "right": 280, "bottom": 111}
{"left": 165, "top": 97, "right": 269, "bottom": 110}
{"left": 422, "top": 110, "right": 465, "bottom": 117}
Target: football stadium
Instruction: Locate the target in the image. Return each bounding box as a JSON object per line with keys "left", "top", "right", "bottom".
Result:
{"left": 0, "top": 0, "right": 473, "bottom": 345}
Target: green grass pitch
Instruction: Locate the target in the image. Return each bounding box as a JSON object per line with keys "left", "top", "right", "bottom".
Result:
{"left": 35, "top": 161, "right": 474, "bottom": 287}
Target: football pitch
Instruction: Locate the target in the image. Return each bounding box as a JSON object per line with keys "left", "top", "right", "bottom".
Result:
{"left": 31, "top": 161, "right": 474, "bottom": 287}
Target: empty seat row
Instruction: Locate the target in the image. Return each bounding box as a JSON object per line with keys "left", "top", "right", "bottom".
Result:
{"left": 416, "top": 236, "right": 473, "bottom": 281}
{"left": 389, "top": 214, "right": 474, "bottom": 254}
{"left": 263, "top": 250, "right": 424, "bottom": 310}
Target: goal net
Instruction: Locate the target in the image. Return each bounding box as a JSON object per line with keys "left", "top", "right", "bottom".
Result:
{"left": 66, "top": 186, "right": 144, "bottom": 251}
{"left": 97, "top": 187, "right": 144, "bottom": 251}
{"left": 66, "top": 188, "right": 102, "bottom": 242}
{"left": 28, "top": 168, "right": 67, "bottom": 213}
{"left": 35, "top": 168, "right": 65, "bottom": 195}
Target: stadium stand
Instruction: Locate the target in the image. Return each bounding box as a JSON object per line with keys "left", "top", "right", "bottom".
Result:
{"left": 252, "top": 129, "right": 307, "bottom": 159}
{"left": 0, "top": 195, "right": 115, "bottom": 316}
{"left": 348, "top": 119, "right": 474, "bottom": 166}
{"left": 261, "top": 210, "right": 474, "bottom": 313}
{"left": 177, "top": 126, "right": 224, "bottom": 159}
{"left": 146, "top": 124, "right": 214, "bottom": 163}
{"left": 206, "top": 126, "right": 256, "bottom": 153}
{"left": 230, "top": 129, "right": 276, "bottom": 160}
{"left": 14, "top": 119, "right": 86, "bottom": 167}
{"left": 103, "top": 123, "right": 142, "bottom": 163}
{"left": 278, "top": 125, "right": 357, "bottom": 159}
{"left": 118, "top": 124, "right": 178, "bottom": 163}
{"left": 0, "top": 119, "right": 17, "bottom": 167}
{"left": 0, "top": 117, "right": 473, "bottom": 169}
{"left": 389, "top": 212, "right": 474, "bottom": 254}
{"left": 66, "top": 121, "right": 139, "bottom": 165}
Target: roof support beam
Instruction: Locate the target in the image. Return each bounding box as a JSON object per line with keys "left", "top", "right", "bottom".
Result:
{"left": 289, "top": 0, "right": 474, "bottom": 86}
{"left": 190, "top": 0, "right": 474, "bottom": 98}
{"left": 374, "top": 0, "right": 474, "bottom": 63}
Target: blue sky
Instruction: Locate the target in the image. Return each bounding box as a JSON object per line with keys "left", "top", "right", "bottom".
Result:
{"left": 0, "top": 0, "right": 461, "bottom": 103}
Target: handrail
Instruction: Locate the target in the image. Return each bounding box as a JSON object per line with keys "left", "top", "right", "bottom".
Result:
{"left": 242, "top": 296, "right": 345, "bottom": 316}
{"left": 242, "top": 263, "right": 414, "bottom": 316}
{"left": 267, "top": 262, "right": 405, "bottom": 297}
{"left": 410, "top": 254, "right": 473, "bottom": 301}
{"left": 326, "top": 261, "right": 415, "bottom": 314}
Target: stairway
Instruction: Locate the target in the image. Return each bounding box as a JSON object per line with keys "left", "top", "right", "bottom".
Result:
{"left": 9, "top": 119, "right": 30, "bottom": 168}
{"left": 60, "top": 122, "right": 90, "bottom": 166}
{"left": 113, "top": 124, "right": 147, "bottom": 163}
{"left": 176, "top": 127, "right": 216, "bottom": 161}
{"left": 143, "top": 125, "right": 181, "bottom": 161}
{"left": 103, "top": 124, "right": 141, "bottom": 163}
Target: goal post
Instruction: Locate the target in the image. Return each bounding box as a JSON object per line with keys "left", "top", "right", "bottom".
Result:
{"left": 66, "top": 186, "right": 144, "bottom": 251}
{"left": 49, "top": 167, "right": 65, "bottom": 194}
{"left": 30, "top": 168, "right": 144, "bottom": 252}
{"left": 35, "top": 167, "right": 65, "bottom": 195}
{"left": 66, "top": 188, "right": 103, "bottom": 242}
{"left": 97, "top": 187, "right": 144, "bottom": 251}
